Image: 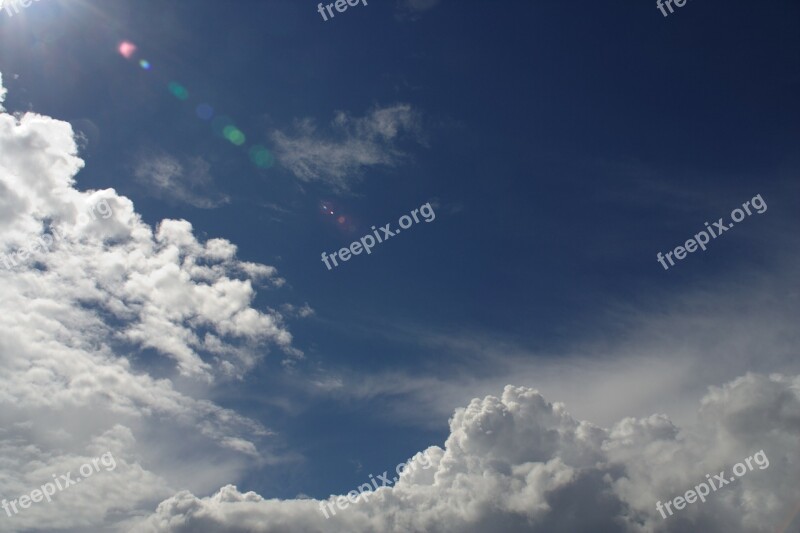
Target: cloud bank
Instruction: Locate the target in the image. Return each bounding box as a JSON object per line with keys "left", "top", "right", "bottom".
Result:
{"left": 132, "top": 375, "right": 800, "bottom": 532}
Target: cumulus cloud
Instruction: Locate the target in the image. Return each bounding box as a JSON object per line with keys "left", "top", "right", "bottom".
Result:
{"left": 0, "top": 75, "right": 302, "bottom": 531}
{"left": 134, "top": 151, "right": 230, "bottom": 209}
{"left": 2, "top": 73, "right": 797, "bottom": 533}
{"left": 132, "top": 374, "right": 800, "bottom": 532}
{"left": 0, "top": 425, "right": 170, "bottom": 532}
{"left": 271, "top": 104, "right": 423, "bottom": 191}
{"left": 0, "top": 73, "right": 7, "bottom": 112}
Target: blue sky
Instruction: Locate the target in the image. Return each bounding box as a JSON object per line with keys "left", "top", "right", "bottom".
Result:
{"left": 1, "top": 0, "right": 799, "bottom": 531}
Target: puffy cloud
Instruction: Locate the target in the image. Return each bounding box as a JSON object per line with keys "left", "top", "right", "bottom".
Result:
{"left": 133, "top": 375, "right": 800, "bottom": 532}
{"left": 271, "top": 104, "right": 423, "bottom": 191}
{"left": 0, "top": 72, "right": 6, "bottom": 111}
{"left": 0, "top": 425, "right": 170, "bottom": 532}
{"left": 0, "top": 75, "right": 301, "bottom": 531}
{"left": 2, "top": 73, "right": 798, "bottom": 533}
{"left": 0, "top": 97, "right": 294, "bottom": 378}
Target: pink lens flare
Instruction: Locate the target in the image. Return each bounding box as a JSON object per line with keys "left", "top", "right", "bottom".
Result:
{"left": 118, "top": 42, "right": 137, "bottom": 59}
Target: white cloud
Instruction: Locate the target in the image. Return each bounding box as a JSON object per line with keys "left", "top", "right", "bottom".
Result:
{"left": 280, "top": 303, "right": 315, "bottom": 319}
{"left": 0, "top": 425, "right": 170, "bottom": 532}
{"left": 2, "top": 72, "right": 798, "bottom": 533}
{"left": 0, "top": 72, "right": 7, "bottom": 112}
{"left": 127, "top": 210, "right": 800, "bottom": 532}
{"left": 132, "top": 374, "right": 800, "bottom": 532}
{"left": 271, "top": 104, "right": 423, "bottom": 191}
{"left": 303, "top": 235, "right": 800, "bottom": 430}
{"left": 134, "top": 151, "right": 230, "bottom": 209}
{"left": 0, "top": 74, "right": 303, "bottom": 531}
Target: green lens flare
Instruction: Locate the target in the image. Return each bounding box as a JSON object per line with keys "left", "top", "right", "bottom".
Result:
{"left": 167, "top": 82, "right": 189, "bottom": 101}
{"left": 211, "top": 116, "right": 233, "bottom": 138}
{"left": 223, "top": 125, "right": 246, "bottom": 146}
{"left": 249, "top": 146, "right": 275, "bottom": 168}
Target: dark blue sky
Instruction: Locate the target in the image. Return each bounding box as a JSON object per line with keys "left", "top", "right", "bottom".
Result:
{"left": 1, "top": 0, "right": 798, "bottom": 504}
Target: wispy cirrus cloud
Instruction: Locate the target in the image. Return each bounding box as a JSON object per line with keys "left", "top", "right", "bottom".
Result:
{"left": 134, "top": 151, "right": 230, "bottom": 209}
{"left": 271, "top": 104, "right": 424, "bottom": 191}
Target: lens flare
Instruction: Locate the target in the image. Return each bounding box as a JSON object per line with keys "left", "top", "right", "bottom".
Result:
{"left": 249, "top": 146, "right": 274, "bottom": 168}
{"left": 116, "top": 43, "right": 276, "bottom": 171}
{"left": 118, "top": 41, "right": 137, "bottom": 59}
{"left": 196, "top": 103, "right": 214, "bottom": 120}
{"left": 167, "top": 82, "right": 189, "bottom": 101}
{"left": 320, "top": 201, "right": 336, "bottom": 216}
{"left": 229, "top": 131, "right": 246, "bottom": 146}
{"left": 223, "top": 125, "right": 246, "bottom": 146}
{"left": 211, "top": 115, "right": 233, "bottom": 137}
